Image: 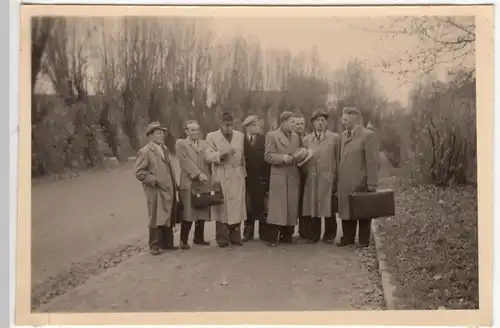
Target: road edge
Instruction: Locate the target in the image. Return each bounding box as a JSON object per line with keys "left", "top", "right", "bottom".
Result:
{"left": 371, "top": 219, "right": 399, "bottom": 310}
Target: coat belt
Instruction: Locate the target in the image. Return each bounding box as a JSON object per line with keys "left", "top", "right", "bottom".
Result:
{"left": 215, "top": 163, "right": 244, "bottom": 169}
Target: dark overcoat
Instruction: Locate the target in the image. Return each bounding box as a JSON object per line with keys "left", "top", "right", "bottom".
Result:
{"left": 243, "top": 133, "right": 270, "bottom": 216}
{"left": 337, "top": 125, "right": 379, "bottom": 220}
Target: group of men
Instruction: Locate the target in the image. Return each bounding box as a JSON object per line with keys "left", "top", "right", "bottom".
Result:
{"left": 135, "top": 106, "right": 379, "bottom": 255}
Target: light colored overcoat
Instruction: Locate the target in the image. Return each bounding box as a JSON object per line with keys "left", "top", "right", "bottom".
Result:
{"left": 337, "top": 125, "right": 379, "bottom": 220}
{"left": 265, "top": 128, "right": 301, "bottom": 226}
{"left": 205, "top": 129, "right": 247, "bottom": 225}
{"left": 135, "top": 141, "right": 177, "bottom": 228}
{"left": 175, "top": 137, "right": 221, "bottom": 222}
{"left": 302, "top": 130, "right": 341, "bottom": 218}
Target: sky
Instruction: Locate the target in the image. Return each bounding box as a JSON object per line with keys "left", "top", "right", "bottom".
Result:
{"left": 209, "top": 17, "right": 475, "bottom": 106}
{"left": 34, "top": 16, "right": 475, "bottom": 107}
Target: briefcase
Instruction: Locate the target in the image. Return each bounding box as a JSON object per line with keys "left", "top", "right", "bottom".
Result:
{"left": 348, "top": 189, "right": 395, "bottom": 220}
{"left": 191, "top": 181, "right": 224, "bottom": 209}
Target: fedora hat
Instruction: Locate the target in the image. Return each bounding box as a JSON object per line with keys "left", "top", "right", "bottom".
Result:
{"left": 297, "top": 148, "right": 314, "bottom": 167}
{"left": 145, "top": 121, "right": 167, "bottom": 136}
{"left": 310, "top": 109, "right": 329, "bottom": 122}
{"left": 220, "top": 111, "right": 235, "bottom": 123}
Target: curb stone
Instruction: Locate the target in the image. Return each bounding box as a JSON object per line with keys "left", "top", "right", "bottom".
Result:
{"left": 371, "top": 219, "right": 400, "bottom": 310}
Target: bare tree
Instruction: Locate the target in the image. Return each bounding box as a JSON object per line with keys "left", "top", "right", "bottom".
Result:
{"left": 376, "top": 16, "right": 475, "bottom": 80}
{"left": 31, "top": 17, "right": 55, "bottom": 123}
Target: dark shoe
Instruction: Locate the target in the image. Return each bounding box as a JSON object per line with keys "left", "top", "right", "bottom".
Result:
{"left": 180, "top": 241, "right": 190, "bottom": 250}
{"left": 357, "top": 243, "right": 369, "bottom": 248}
{"left": 337, "top": 238, "right": 354, "bottom": 247}
{"left": 163, "top": 246, "right": 179, "bottom": 251}
{"left": 242, "top": 235, "right": 253, "bottom": 242}
{"left": 194, "top": 240, "right": 210, "bottom": 246}
{"left": 307, "top": 240, "right": 318, "bottom": 244}
{"left": 150, "top": 248, "right": 161, "bottom": 255}
{"left": 232, "top": 241, "right": 243, "bottom": 246}
{"left": 218, "top": 243, "right": 229, "bottom": 248}
{"left": 323, "top": 239, "right": 335, "bottom": 244}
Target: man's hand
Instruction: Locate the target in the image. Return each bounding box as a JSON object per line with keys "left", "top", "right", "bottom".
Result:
{"left": 228, "top": 148, "right": 236, "bottom": 156}
{"left": 367, "top": 186, "right": 377, "bottom": 192}
{"left": 283, "top": 154, "right": 293, "bottom": 164}
{"left": 198, "top": 173, "right": 209, "bottom": 184}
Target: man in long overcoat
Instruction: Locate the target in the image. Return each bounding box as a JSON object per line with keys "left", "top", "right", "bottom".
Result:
{"left": 337, "top": 107, "right": 379, "bottom": 247}
{"left": 242, "top": 115, "right": 271, "bottom": 242}
{"left": 135, "top": 121, "right": 180, "bottom": 255}
{"left": 301, "top": 109, "right": 341, "bottom": 243}
{"left": 206, "top": 112, "right": 247, "bottom": 247}
{"left": 175, "top": 120, "right": 222, "bottom": 249}
{"left": 265, "top": 111, "right": 301, "bottom": 247}
{"left": 294, "top": 115, "right": 307, "bottom": 239}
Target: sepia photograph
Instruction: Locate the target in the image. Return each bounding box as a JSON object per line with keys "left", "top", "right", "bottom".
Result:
{"left": 17, "top": 4, "right": 493, "bottom": 326}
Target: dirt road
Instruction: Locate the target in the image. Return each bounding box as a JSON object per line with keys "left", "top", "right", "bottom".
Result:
{"left": 32, "top": 156, "right": 386, "bottom": 312}
{"left": 38, "top": 222, "right": 384, "bottom": 312}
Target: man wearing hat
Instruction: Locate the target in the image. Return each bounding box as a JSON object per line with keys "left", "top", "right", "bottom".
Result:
{"left": 241, "top": 115, "right": 271, "bottom": 242}
{"left": 264, "top": 111, "right": 302, "bottom": 247}
{"left": 135, "top": 121, "right": 180, "bottom": 255}
{"left": 300, "top": 109, "right": 341, "bottom": 244}
{"left": 206, "top": 112, "right": 247, "bottom": 247}
{"left": 337, "top": 106, "right": 379, "bottom": 247}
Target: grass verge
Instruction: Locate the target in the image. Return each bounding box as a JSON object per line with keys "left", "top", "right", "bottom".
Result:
{"left": 376, "top": 177, "right": 478, "bottom": 310}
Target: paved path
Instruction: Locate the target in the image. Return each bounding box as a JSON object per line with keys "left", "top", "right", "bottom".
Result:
{"left": 38, "top": 222, "right": 384, "bottom": 312}
{"left": 32, "top": 159, "right": 180, "bottom": 288}
{"left": 32, "top": 155, "right": 387, "bottom": 312}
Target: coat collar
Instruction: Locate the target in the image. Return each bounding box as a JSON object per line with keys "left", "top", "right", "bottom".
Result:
{"left": 343, "top": 125, "right": 360, "bottom": 144}
{"left": 186, "top": 137, "right": 201, "bottom": 152}
{"left": 312, "top": 129, "right": 328, "bottom": 143}
{"left": 277, "top": 127, "right": 291, "bottom": 147}
{"left": 147, "top": 141, "right": 167, "bottom": 162}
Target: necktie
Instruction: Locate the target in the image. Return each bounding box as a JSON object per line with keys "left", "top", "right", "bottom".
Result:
{"left": 347, "top": 130, "right": 352, "bottom": 139}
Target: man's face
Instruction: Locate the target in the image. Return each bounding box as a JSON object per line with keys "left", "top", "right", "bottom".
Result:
{"left": 149, "top": 129, "right": 165, "bottom": 144}
{"left": 247, "top": 121, "right": 261, "bottom": 134}
{"left": 220, "top": 121, "right": 234, "bottom": 135}
{"left": 313, "top": 116, "right": 327, "bottom": 132}
{"left": 341, "top": 113, "right": 356, "bottom": 130}
{"left": 295, "top": 118, "right": 305, "bottom": 134}
{"left": 185, "top": 122, "right": 200, "bottom": 140}
{"left": 282, "top": 117, "right": 296, "bottom": 132}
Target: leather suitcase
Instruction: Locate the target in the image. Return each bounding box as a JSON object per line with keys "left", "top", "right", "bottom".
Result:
{"left": 348, "top": 189, "right": 395, "bottom": 220}
{"left": 191, "top": 181, "right": 224, "bottom": 209}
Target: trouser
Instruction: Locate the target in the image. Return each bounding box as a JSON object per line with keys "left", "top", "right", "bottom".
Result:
{"left": 267, "top": 224, "right": 294, "bottom": 243}
{"left": 149, "top": 226, "right": 174, "bottom": 250}
{"left": 341, "top": 219, "right": 373, "bottom": 245}
{"left": 304, "top": 216, "right": 337, "bottom": 243}
{"left": 216, "top": 222, "right": 242, "bottom": 246}
{"left": 243, "top": 212, "right": 268, "bottom": 241}
{"left": 298, "top": 217, "right": 307, "bottom": 238}
{"left": 180, "top": 220, "right": 207, "bottom": 244}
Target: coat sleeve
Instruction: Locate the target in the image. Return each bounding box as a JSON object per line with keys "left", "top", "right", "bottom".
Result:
{"left": 135, "top": 148, "right": 157, "bottom": 187}
{"left": 332, "top": 134, "right": 341, "bottom": 193}
{"left": 264, "top": 132, "right": 286, "bottom": 165}
{"left": 364, "top": 131, "right": 379, "bottom": 188}
{"left": 175, "top": 140, "right": 201, "bottom": 180}
{"left": 205, "top": 133, "right": 223, "bottom": 164}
